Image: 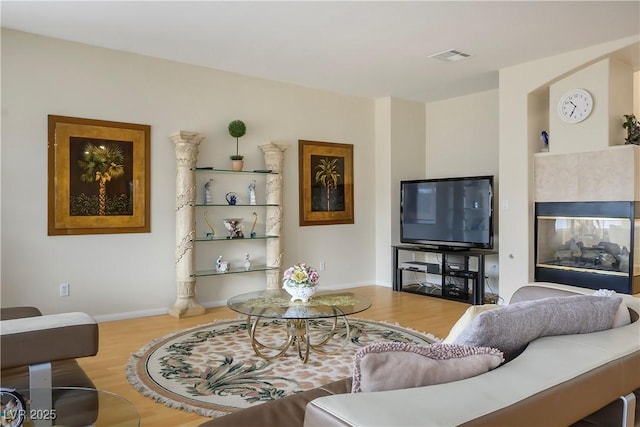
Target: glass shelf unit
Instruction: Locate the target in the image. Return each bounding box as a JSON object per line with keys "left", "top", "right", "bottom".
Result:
{"left": 194, "top": 203, "right": 279, "bottom": 207}
{"left": 170, "top": 134, "right": 286, "bottom": 318}
{"left": 192, "top": 265, "right": 280, "bottom": 278}
{"left": 191, "top": 164, "right": 282, "bottom": 281}
{"left": 193, "top": 167, "right": 278, "bottom": 175}
{"left": 192, "top": 235, "right": 278, "bottom": 242}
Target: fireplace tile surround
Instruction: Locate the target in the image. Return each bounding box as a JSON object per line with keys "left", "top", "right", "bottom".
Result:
{"left": 534, "top": 145, "right": 640, "bottom": 202}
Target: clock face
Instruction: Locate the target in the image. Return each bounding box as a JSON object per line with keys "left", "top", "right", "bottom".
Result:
{"left": 557, "top": 89, "right": 593, "bottom": 124}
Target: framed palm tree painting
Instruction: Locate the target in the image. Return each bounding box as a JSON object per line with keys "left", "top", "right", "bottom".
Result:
{"left": 298, "top": 140, "right": 354, "bottom": 226}
{"left": 48, "top": 115, "right": 150, "bottom": 235}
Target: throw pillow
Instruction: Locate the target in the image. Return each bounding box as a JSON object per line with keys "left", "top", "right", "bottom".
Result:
{"left": 593, "top": 289, "right": 631, "bottom": 328}
{"left": 453, "top": 294, "right": 623, "bottom": 361}
{"left": 442, "top": 304, "right": 500, "bottom": 343}
{"left": 351, "top": 342, "right": 504, "bottom": 393}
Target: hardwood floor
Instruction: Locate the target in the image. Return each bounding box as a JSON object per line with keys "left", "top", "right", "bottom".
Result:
{"left": 76, "top": 285, "right": 469, "bottom": 427}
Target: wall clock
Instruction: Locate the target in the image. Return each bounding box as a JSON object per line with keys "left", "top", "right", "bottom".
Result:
{"left": 557, "top": 88, "right": 593, "bottom": 124}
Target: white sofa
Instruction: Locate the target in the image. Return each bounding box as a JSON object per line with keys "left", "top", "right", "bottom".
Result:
{"left": 304, "top": 283, "right": 640, "bottom": 427}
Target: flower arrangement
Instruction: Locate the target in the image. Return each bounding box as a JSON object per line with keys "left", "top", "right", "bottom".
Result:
{"left": 282, "top": 263, "right": 319, "bottom": 288}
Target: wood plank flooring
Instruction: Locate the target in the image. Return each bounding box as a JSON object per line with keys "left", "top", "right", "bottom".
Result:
{"left": 76, "top": 285, "right": 469, "bottom": 427}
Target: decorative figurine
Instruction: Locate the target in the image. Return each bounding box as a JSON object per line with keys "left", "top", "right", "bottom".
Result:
{"left": 223, "top": 218, "right": 244, "bottom": 239}
{"left": 243, "top": 253, "right": 252, "bottom": 271}
{"left": 216, "top": 256, "right": 229, "bottom": 273}
{"left": 204, "top": 211, "right": 215, "bottom": 238}
{"left": 250, "top": 212, "right": 258, "bottom": 238}
{"left": 204, "top": 178, "right": 214, "bottom": 204}
{"left": 540, "top": 131, "right": 549, "bottom": 152}
{"left": 248, "top": 180, "right": 256, "bottom": 205}
{"left": 225, "top": 192, "right": 237, "bottom": 205}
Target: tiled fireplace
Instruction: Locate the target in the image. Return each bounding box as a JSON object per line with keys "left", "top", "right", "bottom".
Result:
{"left": 534, "top": 145, "right": 640, "bottom": 294}
{"left": 534, "top": 201, "right": 639, "bottom": 294}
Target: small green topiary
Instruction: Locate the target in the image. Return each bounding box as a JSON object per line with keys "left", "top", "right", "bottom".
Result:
{"left": 228, "top": 120, "right": 247, "bottom": 159}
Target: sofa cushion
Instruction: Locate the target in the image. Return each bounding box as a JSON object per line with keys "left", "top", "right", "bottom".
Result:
{"left": 351, "top": 342, "right": 503, "bottom": 393}
{"left": 453, "top": 294, "right": 623, "bottom": 360}
{"left": 593, "top": 289, "right": 631, "bottom": 328}
{"left": 442, "top": 304, "right": 500, "bottom": 343}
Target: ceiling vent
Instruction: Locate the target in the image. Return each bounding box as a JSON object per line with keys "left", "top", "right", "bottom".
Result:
{"left": 428, "top": 49, "right": 472, "bottom": 62}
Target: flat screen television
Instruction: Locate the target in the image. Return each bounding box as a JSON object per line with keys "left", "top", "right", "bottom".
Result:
{"left": 400, "top": 176, "right": 494, "bottom": 250}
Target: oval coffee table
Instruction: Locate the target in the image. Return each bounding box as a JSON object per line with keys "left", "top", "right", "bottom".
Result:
{"left": 227, "top": 289, "right": 371, "bottom": 363}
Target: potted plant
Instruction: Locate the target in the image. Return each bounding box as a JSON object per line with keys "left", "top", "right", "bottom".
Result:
{"left": 623, "top": 114, "right": 640, "bottom": 145}
{"left": 228, "top": 120, "right": 247, "bottom": 171}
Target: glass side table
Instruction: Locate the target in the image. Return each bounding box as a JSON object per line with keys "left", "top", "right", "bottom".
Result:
{"left": 1, "top": 387, "right": 139, "bottom": 427}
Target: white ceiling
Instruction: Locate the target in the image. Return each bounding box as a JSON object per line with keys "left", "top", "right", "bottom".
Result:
{"left": 2, "top": 1, "right": 639, "bottom": 103}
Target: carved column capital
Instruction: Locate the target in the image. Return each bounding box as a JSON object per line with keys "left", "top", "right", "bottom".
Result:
{"left": 259, "top": 142, "right": 288, "bottom": 173}
{"left": 172, "top": 131, "right": 205, "bottom": 168}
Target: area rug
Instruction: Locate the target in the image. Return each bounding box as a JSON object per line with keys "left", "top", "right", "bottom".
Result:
{"left": 126, "top": 317, "right": 439, "bottom": 417}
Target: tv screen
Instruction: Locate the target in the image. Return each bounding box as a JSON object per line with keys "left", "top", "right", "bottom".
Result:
{"left": 400, "top": 176, "right": 494, "bottom": 250}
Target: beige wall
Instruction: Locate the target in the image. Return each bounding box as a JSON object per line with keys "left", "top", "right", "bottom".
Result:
{"left": 374, "top": 97, "right": 426, "bottom": 284}
{"left": 609, "top": 59, "right": 635, "bottom": 146}
{"left": 635, "top": 71, "right": 640, "bottom": 115}
{"left": 0, "top": 29, "right": 376, "bottom": 318}
{"left": 425, "top": 90, "right": 499, "bottom": 179}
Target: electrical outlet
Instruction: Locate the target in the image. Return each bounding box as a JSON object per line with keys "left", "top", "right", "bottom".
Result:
{"left": 319, "top": 261, "right": 326, "bottom": 271}
{"left": 59, "top": 283, "right": 70, "bottom": 297}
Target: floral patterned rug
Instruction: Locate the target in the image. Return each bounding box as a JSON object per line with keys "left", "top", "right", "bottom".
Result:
{"left": 126, "top": 317, "right": 439, "bottom": 418}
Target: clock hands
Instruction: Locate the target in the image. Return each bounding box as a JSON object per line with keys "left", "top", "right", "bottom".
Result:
{"left": 564, "top": 100, "right": 578, "bottom": 118}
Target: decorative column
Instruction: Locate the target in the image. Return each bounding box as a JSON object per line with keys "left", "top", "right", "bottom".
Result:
{"left": 169, "top": 131, "right": 205, "bottom": 318}
{"left": 260, "top": 142, "right": 288, "bottom": 290}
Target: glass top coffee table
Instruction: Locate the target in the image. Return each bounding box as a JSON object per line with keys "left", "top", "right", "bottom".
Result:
{"left": 1, "top": 387, "right": 139, "bottom": 427}
{"left": 228, "top": 289, "right": 371, "bottom": 363}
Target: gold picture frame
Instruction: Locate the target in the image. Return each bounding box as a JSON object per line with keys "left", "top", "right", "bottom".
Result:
{"left": 48, "top": 115, "right": 151, "bottom": 235}
{"left": 299, "top": 140, "right": 354, "bottom": 226}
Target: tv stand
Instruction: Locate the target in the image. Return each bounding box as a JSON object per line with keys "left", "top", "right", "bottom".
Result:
{"left": 437, "top": 246, "right": 470, "bottom": 252}
{"left": 392, "top": 245, "right": 498, "bottom": 305}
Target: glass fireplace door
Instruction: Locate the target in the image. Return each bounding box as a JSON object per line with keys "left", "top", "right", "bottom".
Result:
{"left": 534, "top": 201, "right": 639, "bottom": 294}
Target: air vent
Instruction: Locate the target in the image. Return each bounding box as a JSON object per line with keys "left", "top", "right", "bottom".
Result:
{"left": 428, "top": 49, "right": 472, "bottom": 62}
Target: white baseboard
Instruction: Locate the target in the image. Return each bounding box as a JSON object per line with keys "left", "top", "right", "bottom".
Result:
{"left": 94, "top": 307, "right": 169, "bottom": 323}
{"left": 93, "top": 283, "right": 389, "bottom": 322}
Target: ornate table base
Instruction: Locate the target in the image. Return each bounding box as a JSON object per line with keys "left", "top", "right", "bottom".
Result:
{"left": 246, "top": 308, "right": 351, "bottom": 364}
